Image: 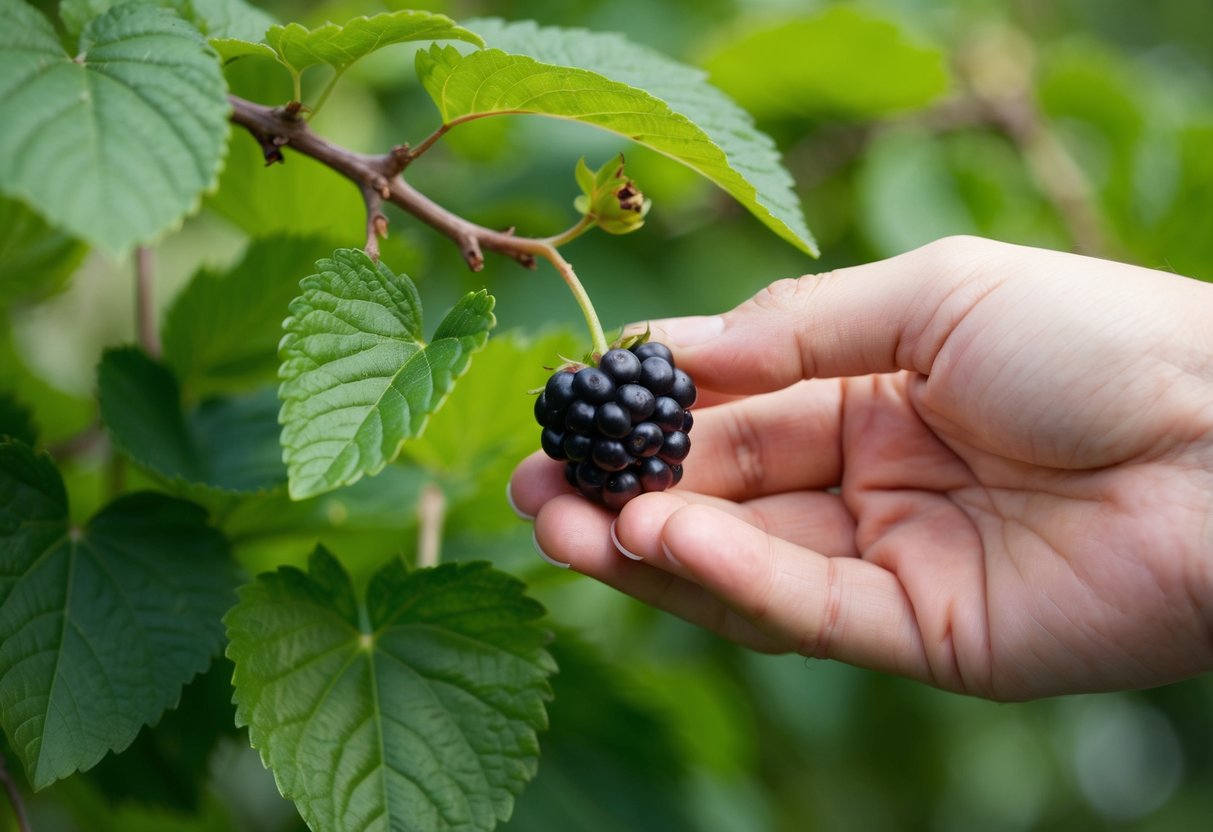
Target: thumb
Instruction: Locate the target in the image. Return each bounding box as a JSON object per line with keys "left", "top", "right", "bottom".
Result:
{"left": 646, "top": 236, "right": 1003, "bottom": 394}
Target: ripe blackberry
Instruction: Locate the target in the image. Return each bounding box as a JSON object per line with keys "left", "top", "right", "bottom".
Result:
{"left": 535, "top": 341, "right": 696, "bottom": 510}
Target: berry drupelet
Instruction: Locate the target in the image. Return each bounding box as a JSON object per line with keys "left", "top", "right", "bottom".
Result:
{"left": 534, "top": 342, "right": 695, "bottom": 510}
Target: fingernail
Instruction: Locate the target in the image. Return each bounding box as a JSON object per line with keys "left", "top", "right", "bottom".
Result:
{"left": 654, "top": 315, "right": 724, "bottom": 347}
{"left": 610, "top": 519, "right": 643, "bottom": 561}
{"left": 532, "top": 529, "right": 570, "bottom": 569}
{"left": 661, "top": 542, "right": 683, "bottom": 569}
{"left": 506, "top": 481, "right": 534, "bottom": 521}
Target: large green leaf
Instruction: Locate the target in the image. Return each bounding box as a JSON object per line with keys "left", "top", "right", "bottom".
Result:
{"left": 278, "top": 249, "right": 495, "bottom": 500}
{"left": 701, "top": 8, "right": 950, "bottom": 121}
{"left": 162, "top": 236, "right": 338, "bottom": 395}
{"left": 0, "top": 1, "right": 230, "bottom": 255}
{"left": 435, "top": 19, "right": 815, "bottom": 256}
{"left": 0, "top": 439, "right": 238, "bottom": 789}
{"left": 226, "top": 546, "right": 554, "bottom": 832}
{"left": 0, "top": 195, "right": 87, "bottom": 307}
{"left": 98, "top": 347, "right": 285, "bottom": 495}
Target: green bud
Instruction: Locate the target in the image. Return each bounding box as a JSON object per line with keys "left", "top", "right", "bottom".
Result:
{"left": 573, "top": 154, "right": 651, "bottom": 235}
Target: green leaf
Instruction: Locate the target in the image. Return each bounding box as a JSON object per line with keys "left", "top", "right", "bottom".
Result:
{"left": 440, "top": 19, "right": 816, "bottom": 256}
{"left": 0, "top": 438, "right": 238, "bottom": 789}
{"left": 99, "top": 347, "right": 286, "bottom": 495}
{"left": 278, "top": 249, "right": 495, "bottom": 500}
{"left": 59, "top": 0, "right": 274, "bottom": 42}
{"left": 162, "top": 236, "right": 338, "bottom": 395}
{"left": 0, "top": 392, "right": 37, "bottom": 445}
{"left": 226, "top": 547, "right": 554, "bottom": 832}
{"left": 191, "top": 0, "right": 276, "bottom": 41}
{"left": 0, "top": 195, "right": 88, "bottom": 307}
{"left": 209, "top": 36, "right": 275, "bottom": 62}
{"left": 266, "top": 10, "right": 483, "bottom": 74}
{"left": 701, "top": 8, "right": 950, "bottom": 121}
{"left": 0, "top": 2, "right": 230, "bottom": 255}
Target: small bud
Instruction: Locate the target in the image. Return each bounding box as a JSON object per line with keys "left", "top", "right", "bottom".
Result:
{"left": 573, "top": 154, "right": 652, "bottom": 235}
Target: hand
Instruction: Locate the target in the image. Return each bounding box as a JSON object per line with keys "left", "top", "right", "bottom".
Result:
{"left": 509, "top": 236, "right": 1213, "bottom": 700}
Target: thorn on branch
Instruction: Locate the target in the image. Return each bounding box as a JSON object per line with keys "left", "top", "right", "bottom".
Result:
{"left": 386, "top": 145, "right": 410, "bottom": 177}
{"left": 260, "top": 140, "right": 284, "bottom": 166}
{"left": 461, "top": 236, "right": 485, "bottom": 272}
{"left": 361, "top": 184, "right": 389, "bottom": 261}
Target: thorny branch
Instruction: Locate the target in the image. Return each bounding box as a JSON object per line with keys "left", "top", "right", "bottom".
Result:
{"left": 227, "top": 94, "right": 610, "bottom": 354}
{"left": 228, "top": 95, "right": 550, "bottom": 270}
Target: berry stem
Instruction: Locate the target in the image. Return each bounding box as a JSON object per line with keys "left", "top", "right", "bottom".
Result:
{"left": 537, "top": 244, "right": 609, "bottom": 357}
{"left": 542, "top": 214, "right": 595, "bottom": 249}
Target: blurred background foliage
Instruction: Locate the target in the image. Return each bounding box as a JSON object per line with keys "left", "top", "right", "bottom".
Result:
{"left": 3, "top": 0, "right": 1212, "bottom": 830}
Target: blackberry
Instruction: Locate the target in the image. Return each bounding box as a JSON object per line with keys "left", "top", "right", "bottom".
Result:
{"left": 535, "top": 340, "right": 696, "bottom": 510}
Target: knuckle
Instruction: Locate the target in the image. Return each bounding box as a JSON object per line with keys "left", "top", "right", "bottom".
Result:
{"left": 723, "top": 409, "right": 767, "bottom": 497}
{"left": 798, "top": 557, "right": 843, "bottom": 660}
{"left": 748, "top": 274, "right": 825, "bottom": 313}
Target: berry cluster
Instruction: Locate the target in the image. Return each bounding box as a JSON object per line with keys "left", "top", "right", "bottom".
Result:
{"left": 534, "top": 342, "right": 695, "bottom": 510}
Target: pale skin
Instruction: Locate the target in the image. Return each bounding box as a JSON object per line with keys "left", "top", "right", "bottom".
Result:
{"left": 508, "top": 236, "right": 1213, "bottom": 701}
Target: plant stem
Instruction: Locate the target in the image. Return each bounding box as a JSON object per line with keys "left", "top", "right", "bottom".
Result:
{"left": 537, "top": 245, "right": 609, "bottom": 357}
{"left": 542, "top": 214, "right": 595, "bottom": 249}
{"left": 416, "top": 482, "right": 446, "bottom": 569}
{"left": 308, "top": 70, "right": 345, "bottom": 119}
{"left": 1, "top": 751, "right": 31, "bottom": 832}
{"left": 135, "top": 246, "right": 160, "bottom": 359}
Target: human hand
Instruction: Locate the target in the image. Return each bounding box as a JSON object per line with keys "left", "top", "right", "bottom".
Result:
{"left": 509, "top": 236, "right": 1213, "bottom": 700}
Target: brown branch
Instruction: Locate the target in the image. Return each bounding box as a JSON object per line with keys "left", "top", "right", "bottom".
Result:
{"left": 227, "top": 95, "right": 541, "bottom": 272}
{"left": 360, "top": 184, "right": 388, "bottom": 261}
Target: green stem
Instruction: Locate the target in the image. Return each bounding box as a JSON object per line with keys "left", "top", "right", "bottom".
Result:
{"left": 540, "top": 245, "right": 609, "bottom": 357}
{"left": 308, "top": 69, "right": 345, "bottom": 119}
{"left": 543, "top": 214, "right": 595, "bottom": 249}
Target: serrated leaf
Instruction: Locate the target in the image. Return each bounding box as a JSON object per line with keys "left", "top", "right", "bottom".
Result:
{"left": 226, "top": 547, "right": 554, "bottom": 832}
{"left": 0, "top": 195, "right": 88, "bottom": 307}
{"left": 0, "top": 392, "right": 37, "bottom": 446}
{"left": 701, "top": 8, "right": 950, "bottom": 120}
{"left": 440, "top": 19, "right": 816, "bottom": 256}
{"left": 278, "top": 249, "right": 495, "bottom": 500}
{"left": 60, "top": 0, "right": 275, "bottom": 42}
{"left": 99, "top": 347, "right": 286, "bottom": 495}
{"left": 0, "top": 438, "right": 238, "bottom": 789}
{"left": 258, "top": 9, "right": 482, "bottom": 78}
{"left": 162, "top": 236, "right": 338, "bottom": 395}
{"left": 0, "top": 1, "right": 230, "bottom": 255}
